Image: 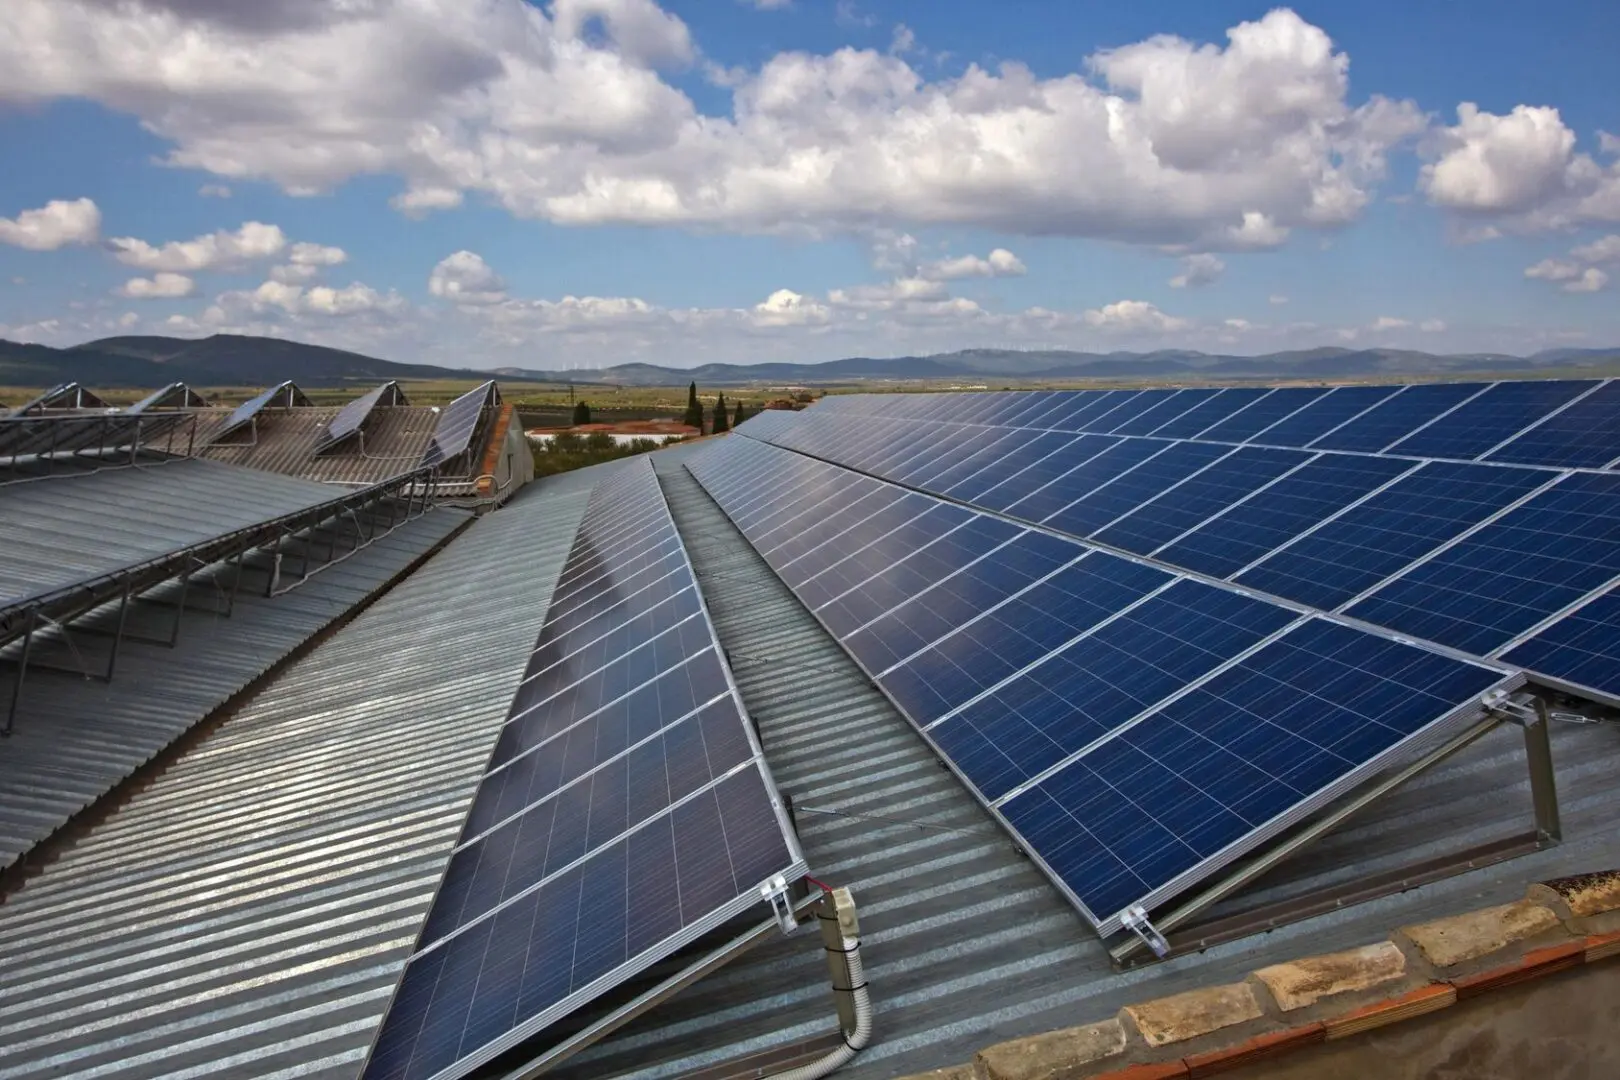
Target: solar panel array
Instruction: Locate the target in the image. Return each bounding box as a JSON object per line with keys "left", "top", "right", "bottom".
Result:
{"left": 125, "top": 382, "right": 208, "bottom": 413}
{"left": 364, "top": 457, "right": 804, "bottom": 1080}
{"left": 211, "top": 380, "right": 313, "bottom": 442}
{"left": 687, "top": 435, "right": 1516, "bottom": 933}
{"left": 313, "top": 380, "right": 407, "bottom": 454}
{"left": 421, "top": 381, "right": 499, "bottom": 470}
{"left": 734, "top": 378, "right": 1620, "bottom": 708}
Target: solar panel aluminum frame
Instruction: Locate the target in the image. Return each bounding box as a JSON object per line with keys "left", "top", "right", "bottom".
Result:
{"left": 690, "top": 439, "right": 1526, "bottom": 943}
{"left": 362, "top": 458, "right": 806, "bottom": 1080}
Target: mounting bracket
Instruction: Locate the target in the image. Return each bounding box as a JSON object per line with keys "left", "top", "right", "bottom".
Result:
{"left": 761, "top": 874, "right": 797, "bottom": 935}
{"left": 1121, "top": 905, "right": 1170, "bottom": 958}
{"left": 1482, "top": 688, "right": 1540, "bottom": 727}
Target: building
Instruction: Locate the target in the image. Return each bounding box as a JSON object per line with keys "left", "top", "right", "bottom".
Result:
{"left": 1, "top": 377, "right": 1618, "bottom": 1080}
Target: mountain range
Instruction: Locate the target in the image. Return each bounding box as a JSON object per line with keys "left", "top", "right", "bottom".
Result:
{"left": 3, "top": 333, "right": 1619, "bottom": 392}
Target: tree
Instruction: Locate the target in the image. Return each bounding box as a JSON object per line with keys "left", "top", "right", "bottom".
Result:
{"left": 712, "top": 392, "right": 730, "bottom": 433}
{"left": 733, "top": 400, "right": 748, "bottom": 426}
{"left": 571, "top": 400, "right": 592, "bottom": 425}
{"left": 683, "top": 380, "right": 703, "bottom": 430}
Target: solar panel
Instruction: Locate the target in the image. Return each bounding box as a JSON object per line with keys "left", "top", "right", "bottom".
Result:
{"left": 12, "top": 382, "right": 110, "bottom": 414}
{"left": 1484, "top": 380, "right": 1620, "bottom": 468}
{"left": 1500, "top": 586, "right": 1620, "bottom": 703}
{"left": 1042, "top": 441, "right": 1232, "bottom": 538}
{"left": 1344, "top": 470, "right": 1620, "bottom": 654}
{"left": 1092, "top": 447, "right": 1310, "bottom": 555}
{"left": 1148, "top": 387, "right": 1269, "bottom": 439}
{"left": 313, "top": 380, "right": 407, "bottom": 454}
{"left": 689, "top": 434, "right": 1518, "bottom": 938}
{"left": 421, "top": 381, "right": 499, "bottom": 470}
{"left": 211, "top": 380, "right": 313, "bottom": 442}
{"left": 1249, "top": 384, "right": 1402, "bottom": 449}
{"left": 125, "top": 382, "right": 208, "bottom": 413}
{"left": 362, "top": 458, "right": 803, "bottom": 1080}
{"left": 1307, "top": 382, "right": 1488, "bottom": 453}
{"left": 1387, "top": 380, "right": 1599, "bottom": 461}
{"left": 1196, "top": 387, "right": 1328, "bottom": 443}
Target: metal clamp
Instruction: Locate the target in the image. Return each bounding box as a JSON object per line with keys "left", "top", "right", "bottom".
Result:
{"left": 1121, "top": 905, "right": 1170, "bottom": 958}
{"left": 1482, "top": 689, "right": 1540, "bottom": 727}
{"left": 761, "top": 874, "right": 797, "bottom": 935}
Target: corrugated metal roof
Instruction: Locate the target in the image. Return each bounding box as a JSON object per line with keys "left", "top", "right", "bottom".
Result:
{"left": 0, "top": 505, "right": 471, "bottom": 871}
{"left": 0, "top": 478, "right": 595, "bottom": 1079}
{"left": 0, "top": 457, "right": 348, "bottom": 611}
{"left": 196, "top": 405, "right": 440, "bottom": 487}
{"left": 555, "top": 442, "right": 1620, "bottom": 1080}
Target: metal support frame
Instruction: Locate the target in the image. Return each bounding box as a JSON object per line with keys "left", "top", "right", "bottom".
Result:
{"left": 1108, "top": 699, "right": 1564, "bottom": 966}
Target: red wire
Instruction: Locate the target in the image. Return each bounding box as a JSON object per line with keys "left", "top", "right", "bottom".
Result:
{"left": 804, "top": 875, "right": 837, "bottom": 893}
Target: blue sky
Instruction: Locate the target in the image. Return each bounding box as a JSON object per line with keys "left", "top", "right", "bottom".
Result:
{"left": 1, "top": 0, "right": 1617, "bottom": 369}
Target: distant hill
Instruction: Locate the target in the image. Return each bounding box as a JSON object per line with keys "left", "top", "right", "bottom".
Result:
{"left": 4, "top": 333, "right": 1619, "bottom": 391}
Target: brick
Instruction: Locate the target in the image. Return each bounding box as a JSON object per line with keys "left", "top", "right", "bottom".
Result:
{"left": 1322, "top": 983, "right": 1456, "bottom": 1040}
{"left": 1449, "top": 940, "right": 1586, "bottom": 1000}
{"left": 1252, "top": 941, "right": 1407, "bottom": 1011}
{"left": 1399, "top": 899, "right": 1561, "bottom": 968}
{"left": 1090, "top": 1064, "right": 1190, "bottom": 1080}
{"left": 1183, "top": 1024, "right": 1326, "bottom": 1077}
{"left": 1528, "top": 869, "right": 1620, "bottom": 918}
{"left": 976, "top": 1019, "right": 1128, "bottom": 1080}
{"left": 1587, "top": 928, "right": 1620, "bottom": 963}
{"left": 1122, "top": 983, "right": 1263, "bottom": 1048}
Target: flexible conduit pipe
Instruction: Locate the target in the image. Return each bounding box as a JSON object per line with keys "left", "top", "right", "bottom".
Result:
{"left": 770, "top": 889, "right": 873, "bottom": 1080}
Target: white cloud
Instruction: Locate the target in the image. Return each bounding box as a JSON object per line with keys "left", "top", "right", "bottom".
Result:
{"left": 1268, "top": 293, "right": 1289, "bottom": 305}
{"left": 199, "top": 184, "right": 232, "bottom": 198}
{"left": 1421, "top": 104, "right": 1620, "bottom": 231}
{"left": 390, "top": 187, "right": 465, "bottom": 217}
{"left": 1525, "top": 258, "right": 1583, "bottom": 283}
{"left": 921, "top": 248, "right": 1027, "bottom": 280}
{"left": 1602, "top": 131, "right": 1620, "bottom": 156}
{"left": 0, "top": 5, "right": 1421, "bottom": 249}
{"left": 107, "top": 222, "right": 287, "bottom": 272}
{"left": 117, "top": 311, "right": 140, "bottom": 328}
{"left": 1082, "top": 300, "right": 1187, "bottom": 333}
{"left": 1169, "top": 253, "right": 1224, "bottom": 289}
{"left": 889, "top": 24, "right": 916, "bottom": 56}
{"left": 116, "top": 272, "right": 198, "bottom": 299}
{"left": 1571, "top": 234, "right": 1620, "bottom": 264}
{"left": 742, "top": 0, "right": 792, "bottom": 8}
{"left": 429, "top": 250, "right": 509, "bottom": 305}
{"left": 1371, "top": 316, "right": 1410, "bottom": 331}
{"left": 288, "top": 241, "right": 347, "bottom": 267}
{"left": 1563, "top": 268, "right": 1609, "bottom": 293}
{"left": 223, "top": 279, "right": 407, "bottom": 318}
{"left": 1420, "top": 318, "right": 1447, "bottom": 332}
{"left": 835, "top": 1, "right": 878, "bottom": 29}
{"left": 268, "top": 263, "right": 319, "bottom": 284}
{"left": 0, "top": 198, "right": 101, "bottom": 250}
{"left": 753, "top": 288, "right": 830, "bottom": 327}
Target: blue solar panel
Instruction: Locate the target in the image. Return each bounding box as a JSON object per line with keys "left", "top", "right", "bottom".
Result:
{"left": 1109, "top": 389, "right": 1219, "bottom": 436}
{"left": 879, "top": 552, "right": 1172, "bottom": 726}
{"left": 1043, "top": 441, "right": 1232, "bottom": 538}
{"left": 973, "top": 435, "right": 1122, "bottom": 511}
{"left": 1197, "top": 387, "right": 1328, "bottom": 443}
{"left": 1148, "top": 388, "right": 1270, "bottom": 439}
{"left": 1092, "top": 447, "right": 1310, "bottom": 555}
{"left": 1046, "top": 390, "right": 1142, "bottom": 432}
{"left": 1236, "top": 462, "right": 1551, "bottom": 609}
{"left": 945, "top": 431, "right": 1078, "bottom": 502}
{"left": 1091, "top": 390, "right": 1179, "bottom": 434}
{"left": 1485, "top": 380, "right": 1620, "bottom": 469}
{"left": 314, "top": 381, "right": 404, "bottom": 454}
{"left": 1155, "top": 453, "right": 1416, "bottom": 578}
{"left": 797, "top": 503, "right": 974, "bottom": 610}
{"left": 1004, "top": 438, "right": 1165, "bottom": 522}
{"left": 1388, "top": 380, "right": 1600, "bottom": 461}
{"left": 1501, "top": 588, "right": 1620, "bottom": 701}
{"left": 364, "top": 456, "right": 803, "bottom": 1080}
{"left": 927, "top": 580, "right": 1297, "bottom": 802}
{"left": 1345, "top": 471, "right": 1620, "bottom": 654}
{"left": 1308, "top": 382, "right": 1487, "bottom": 453}
{"left": 998, "top": 620, "right": 1508, "bottom": 925}
{"left": 1249, "top": 385, "right": 1401, "bottom": 449}
{"left": 924, "top": 427, "right": 1052, "bottom": 493}
{"left": 842, "top": 529, "right": 1079, "bottom": 673}
{"left": 422, "top": 381, "right": 498, "bottom": 469}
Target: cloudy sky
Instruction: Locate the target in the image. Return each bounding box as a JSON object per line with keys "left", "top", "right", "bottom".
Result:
{"left": 1, "top": 0, "right": 1617, "bottom": 370}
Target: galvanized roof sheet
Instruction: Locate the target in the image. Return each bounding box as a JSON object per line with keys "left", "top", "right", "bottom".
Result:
{"left": 197, "top": 405, "right": 440, "bottom": 487}
{"left": 0, "top": 457, "right": 346, "bottom": 611}
{"left": 0, "top": 478, "right": 594, "bottom": 1079}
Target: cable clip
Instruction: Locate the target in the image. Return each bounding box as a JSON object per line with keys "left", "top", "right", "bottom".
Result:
{"left": 761, "top": 874, "right": 796, "bottom": 935}
{"left": 1121, "top": 905, "right": 1170, "bottom": 958}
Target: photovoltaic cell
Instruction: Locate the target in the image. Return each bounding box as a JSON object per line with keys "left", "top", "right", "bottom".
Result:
{"left": 1042, "top": 441, "right": 1232, "bottom": 538}
{"left": 1155, "top": 453, "right": 1415, "bottom": 578}
{"left": 1308, "top": 382, "right": 1486, "bottom": 453}
{"left": 1388, "top": 380, "right": 1599, "bottom": 461}
{"left": 1149, "top": 387, "right": 1270, "bottom": 439}
{"left": 1485, "top": 380, "right": 1620, "bottom": 469}
{"left": 1501, "top": 588, "right": 1620, "bottom": 701}
{"left": 1092, "top": 447, "right": 1310, "bottom": 555}
{"left": 973, "top": 435, "right": 1122, "bottom": 511}
{"left": 999, "top": 620, "right": 1507, "bottom": 924}
{"left": 926, "top": 580, "right": 1297, "bottom": 802}
{"left": 314, "top": 381, "right": 404, "bottom": 454}
{"left": 422, "top": 381, "right": 497, "bottom": 469}
{"left": 1197, "top": 387, "right": 1327, "bottom": 443}
{"left": 1345, "top": 470, "right": 1620, "bottom": 654}
{"left": 1249, "top": 384, "right": 1401, "bottom": 449}
{"left": 1005, "top": 438, "right": 1167, "bottom": 523}
{"left": 1235, "top": 461, "right": 1550, "bottom": 610}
